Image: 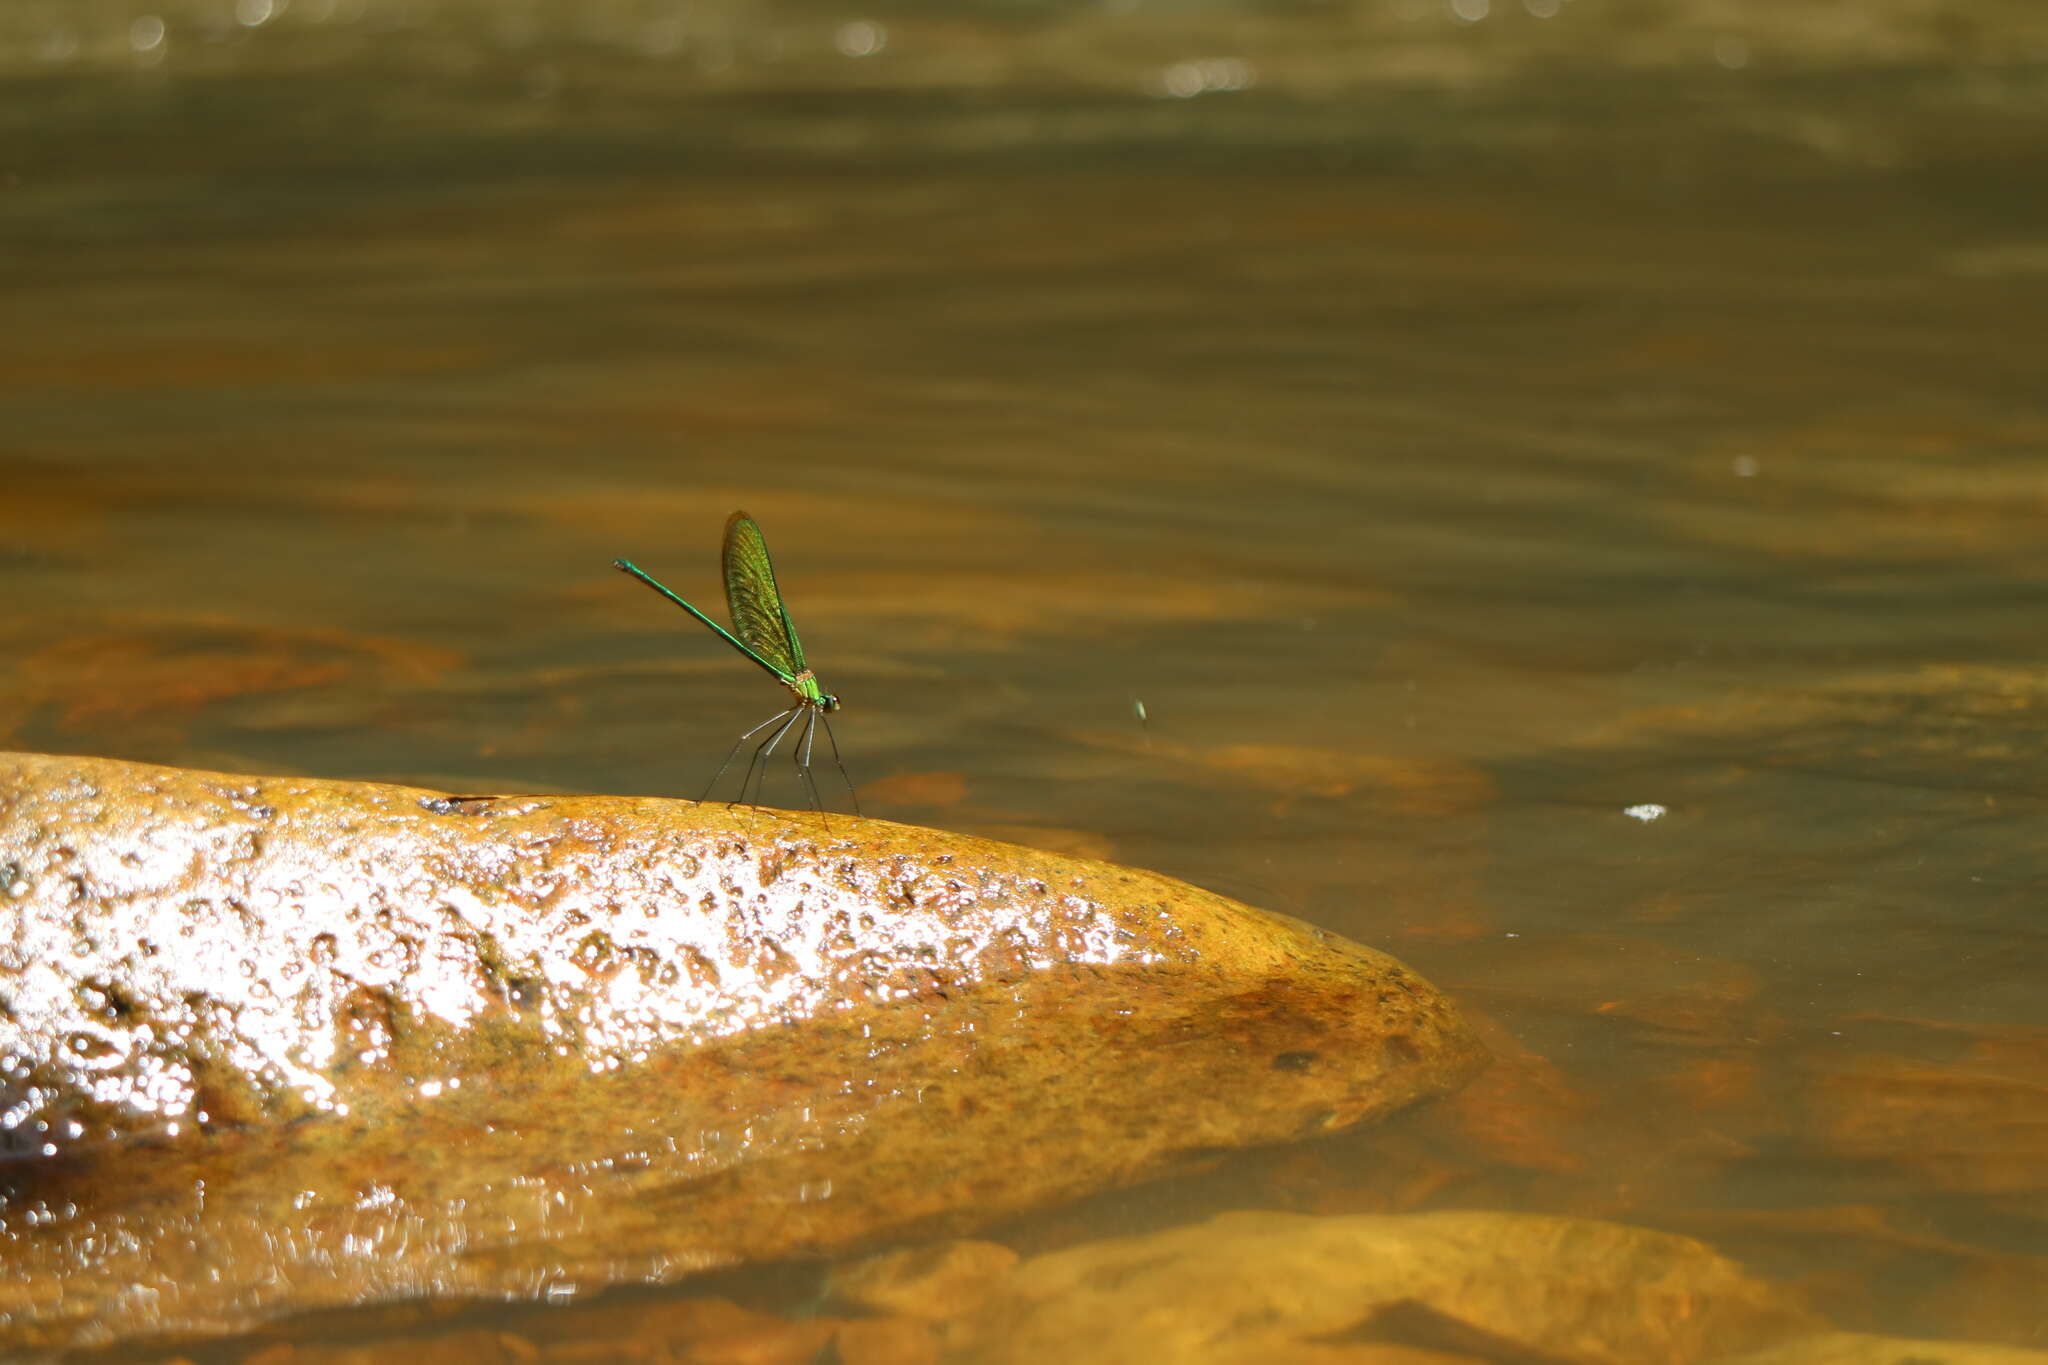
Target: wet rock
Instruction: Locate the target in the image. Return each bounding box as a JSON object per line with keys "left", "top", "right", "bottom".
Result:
{"left": 0, "top": 752, "right": 1485, "bottom": 1355}
{"left": 941, "top": 1209, "right": 1821, "bottom": 1365}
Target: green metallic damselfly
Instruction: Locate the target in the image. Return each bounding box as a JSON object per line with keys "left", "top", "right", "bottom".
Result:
{"left": 615, "top": 512, "right": 858, "bottom": 814}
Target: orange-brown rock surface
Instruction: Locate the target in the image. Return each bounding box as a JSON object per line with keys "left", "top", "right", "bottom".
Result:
{"left": 0, "top": 752, "right": 1485, "bottom": 1355}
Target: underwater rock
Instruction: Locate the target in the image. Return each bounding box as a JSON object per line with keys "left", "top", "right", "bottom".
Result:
{"left": 939, "top": 1209, "right": 1821, "bottom": 1365}
{"left": 0, "top": 752, "right": 1485, "bottom": 1354}
{"left": 1716, "top": 1333, "right": 2048, "bottom": 1365}
{"left": 1804, "top": 1044, "right": 2048, "bottom": 1201}
{"left": 829, "top": 1240, "right": 1020, "bottom": 1321}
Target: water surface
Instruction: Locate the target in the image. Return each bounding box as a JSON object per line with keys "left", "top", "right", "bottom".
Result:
{"left": 4, "top": 2, "right": 2046, "bottom": 1355}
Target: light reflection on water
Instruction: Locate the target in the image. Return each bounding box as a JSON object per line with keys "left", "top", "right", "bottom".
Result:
{"left": 3, "top": 5, "right": 2047, "bottom": 1355}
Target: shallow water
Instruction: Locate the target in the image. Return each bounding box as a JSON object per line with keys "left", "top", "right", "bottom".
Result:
{"left": 4, "top": 1, "right": 2048, "bottom": 1357}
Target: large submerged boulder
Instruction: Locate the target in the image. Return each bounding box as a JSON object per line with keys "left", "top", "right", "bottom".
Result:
{"left": 0, "top": 751, "right": 1484, "bottom": 1354}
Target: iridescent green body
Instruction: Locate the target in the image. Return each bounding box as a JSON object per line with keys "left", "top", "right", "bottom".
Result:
{"left": 615, "top": 513, "right": 838, "bottom": 712}
{"left": 615, "top": 512, "right": 853, "bottom": 811}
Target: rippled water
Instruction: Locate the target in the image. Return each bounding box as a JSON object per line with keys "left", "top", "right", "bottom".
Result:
{"left": 4, "top": 1, "right": 2047, "bottom": 1357}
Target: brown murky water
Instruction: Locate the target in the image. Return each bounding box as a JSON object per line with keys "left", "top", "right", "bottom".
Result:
{"left": 4, "top": 0, "right": 2047, "bottom": 1358}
